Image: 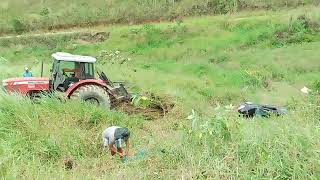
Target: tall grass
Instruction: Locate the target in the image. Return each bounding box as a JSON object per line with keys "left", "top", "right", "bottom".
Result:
{"left": 1, "top": 7, "right": 320, "bottom": 178}
{"left": 0, "top": 92, "right": 147, "bottom": 178}
{"left": 183, "top": 102, "right": 320, "bottom": 178}
{"left": 0, "top": 0, "right": 319, "bottom": 34}
{"left": 0, "top": 80, "right": 319, "bottom": 178}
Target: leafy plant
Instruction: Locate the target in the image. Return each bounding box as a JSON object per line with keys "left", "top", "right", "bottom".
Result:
{"left": 130, "top": 22, "right": 189, "bottom": 53}
{"left": 40, "top": 7, "right": 50, "bottom": 16}
{"left": 131, "top": 94, "right": 154, "bottom": 108}
{"left": 11, "top": 18, "right": 26, "bottom": 34}
{"left": 243, "top": 69, "right": 269, "bottom": 87}
{"left": 209, "top": 54, "right": 229, "bottom": 64}
{"left": 186, "top": 109, "right": 231, "bottom": 143}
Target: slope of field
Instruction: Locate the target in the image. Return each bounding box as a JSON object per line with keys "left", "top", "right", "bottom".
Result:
{"left": 0, "top": 6, "right": 320, "bottom": 179}
{"left": 0, "top": 0, "right": 319, "bottom": 34}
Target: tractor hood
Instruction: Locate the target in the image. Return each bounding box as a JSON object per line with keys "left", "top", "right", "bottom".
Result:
{"left": 3, "top": 77, "right": 49, "bottom": 85}
{"left": 2, "top": 77, "right": 50, "bottom": 94}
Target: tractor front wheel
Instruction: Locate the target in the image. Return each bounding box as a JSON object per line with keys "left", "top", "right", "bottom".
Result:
{"left": 70, "top": 85, "right": 111, "bottom": 109}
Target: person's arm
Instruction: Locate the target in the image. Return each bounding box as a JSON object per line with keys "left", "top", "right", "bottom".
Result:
{"left": 125, "top": 139, "right": 130, "bottom": 157}
{"left": 103, "top": 137, "right": 108, "bottom": 151}
{"left": 109, "top": 144, "right": 123, "bottom": 156}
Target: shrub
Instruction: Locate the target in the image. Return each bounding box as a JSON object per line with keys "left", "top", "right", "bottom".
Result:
{"left": 130, "top": 22, "right": 189, "bottom": 53}
{"left": 40, "top": 7, "right": 50, "bottom": 16}
{"left": 243, "top": 69, "right": 269, "bottom": 87}
{"left": 11, "top": 18, "right": 26, "bottom": 34}
{"left": 208, "top": 54, "right": 229, "bottom": 64}
{"left": 271, "top": 15, "right": 320, "bottom": 47}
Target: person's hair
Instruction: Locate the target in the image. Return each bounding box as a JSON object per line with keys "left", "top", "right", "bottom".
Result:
{"left": 123, "top": 128, "right": 130, "bottom": 140}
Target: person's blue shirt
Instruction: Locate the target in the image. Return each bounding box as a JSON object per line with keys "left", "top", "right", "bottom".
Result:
{"left": 23, "top": 71, "right": 33, "bottom": 77}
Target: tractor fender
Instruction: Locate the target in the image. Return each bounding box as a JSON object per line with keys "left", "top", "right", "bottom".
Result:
{"left": 65, "top": 79, "right": 110, "bottom": 98}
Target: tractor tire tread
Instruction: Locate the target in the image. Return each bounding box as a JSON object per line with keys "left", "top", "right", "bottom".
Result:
{"left": 70, "top": 84, "right": 111, "bottom": 109}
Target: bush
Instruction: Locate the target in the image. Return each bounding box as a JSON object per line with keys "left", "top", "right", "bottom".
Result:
{"left": 208, "top": 54, "right": 229, "bottom": 64}
{"left": 226, "top": 14, "right": 320, "bottom": 48}
{"left": 271, "top": 15, "right": 320, "bottom": 47}
{"left": 11, "top": 18, "right": 26, "bottom": 34}
{"left": 243, "top": 69, "right": 269, "bottom": 87}
{"left": 40, "top": 7, "right": 50, "bottom": 16}
{"left": 129, "top": 22, "right": 189, "bottom": 53}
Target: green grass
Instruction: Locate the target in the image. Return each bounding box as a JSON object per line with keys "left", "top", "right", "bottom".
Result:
{"left": 0, "top": 0, "right": 319, "bottom": 34}
{"left": 1, "top": 6, "right": 320, "bottom": 179}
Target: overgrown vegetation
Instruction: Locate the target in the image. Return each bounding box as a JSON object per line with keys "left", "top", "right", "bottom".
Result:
{"left": 1, "top": 5, "right": 320, "bottom": 179}
{"left": 0, "top": 0, "right": 319, "bottom": 34}
{"left": 185, "top": 102, "right": 320, "bottom": 178}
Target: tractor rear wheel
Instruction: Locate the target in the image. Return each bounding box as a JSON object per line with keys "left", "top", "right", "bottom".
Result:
{"left": 70, "top": 84, "right": 111, "bottom": 109}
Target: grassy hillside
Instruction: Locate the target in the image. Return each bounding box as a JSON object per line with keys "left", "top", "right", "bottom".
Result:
{"left": 0, "top": 0, "right": 319, "bottom": 34}
{"left": 1, "top": 6, "right": 320, "bottom": 179}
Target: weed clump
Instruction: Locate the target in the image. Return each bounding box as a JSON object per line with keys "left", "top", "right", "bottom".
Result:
{"left": 126, "top": 22, "right": 189, "bottom": 53}
{"left": 11, "top": 18, "right": 26, "bottom": 34}
{"left": 40, "top": 138, "right": 61, "bottom": 162}
{"left": 209, "top": 54, "right": 229, "bottom": 64}
{"left": 98, "top": 49, "right": 131, "bottom": 65}
{"left": 271, "top": 15, "right": 320, "bottom": 47}
{"left": 243, "top": 69, "right": 269, "bottom": 88}
{"left": 40, "top": 7, "right": 50, "bottom": 16}
{"left": 310, "top": 80, "right": 320, "bottom": 93}
{"left": 221, "top": 14, "right": 320, "bottom": 49}
{"left": 186, "top": 109, "right": 232, "bottom": 154}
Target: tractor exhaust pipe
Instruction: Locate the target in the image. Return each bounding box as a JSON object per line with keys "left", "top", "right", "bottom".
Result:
{"left": 40, "top": 61, "right": 44, "bottom": 77}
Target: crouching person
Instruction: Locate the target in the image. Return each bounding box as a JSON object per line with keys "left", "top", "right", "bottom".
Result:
{"left": 102, "top": 126, "right": 130, "bottom": 159}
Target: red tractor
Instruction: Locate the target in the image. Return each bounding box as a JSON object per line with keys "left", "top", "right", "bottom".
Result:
{"left": 2, "top": 52, "right": 131, "bottom": 108}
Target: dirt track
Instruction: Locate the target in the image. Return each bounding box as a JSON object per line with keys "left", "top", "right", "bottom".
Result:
{"left": 0, "top": 18, "right": 166, "bottom": 39}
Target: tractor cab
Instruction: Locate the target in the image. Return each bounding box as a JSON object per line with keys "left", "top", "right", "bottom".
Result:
{"left": 51, "top": 52, "right": 96, "bottom": 91}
